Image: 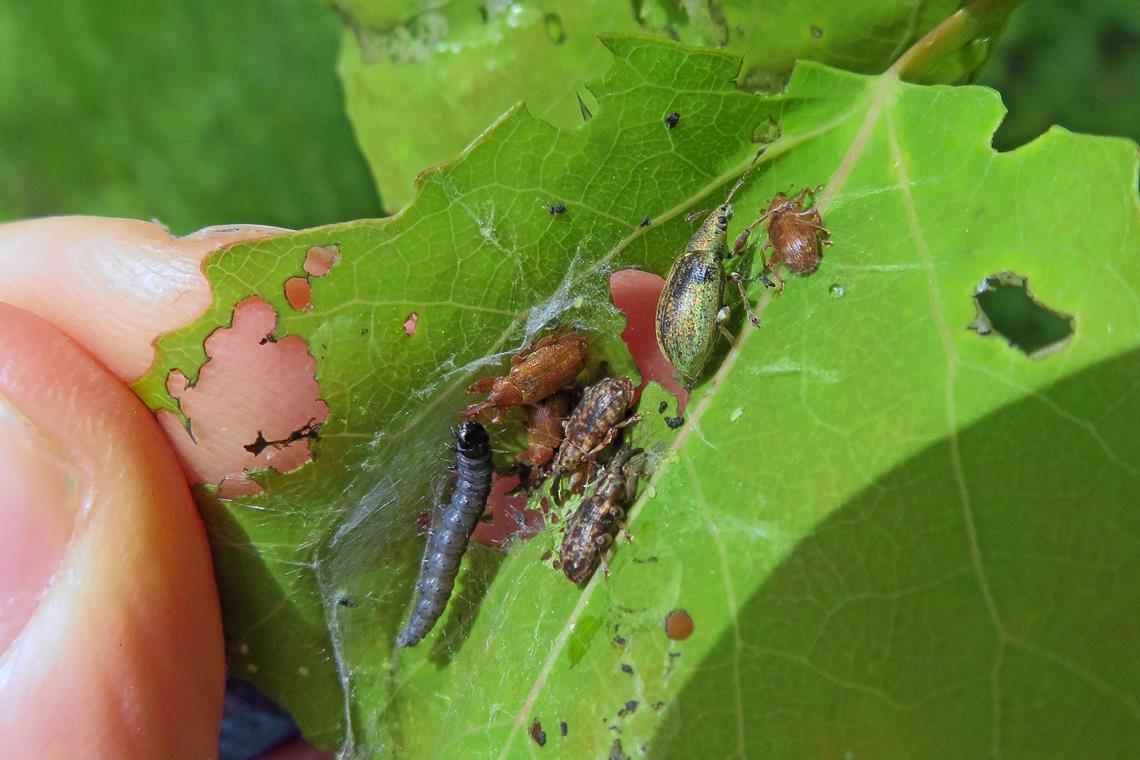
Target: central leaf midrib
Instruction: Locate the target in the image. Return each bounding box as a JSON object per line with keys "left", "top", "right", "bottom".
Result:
{"left": 494, "top": 73, "right": 891, "bottom": 757}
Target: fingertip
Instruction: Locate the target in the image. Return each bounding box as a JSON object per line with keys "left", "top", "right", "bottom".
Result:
{"left": 0, "top": 216, "right": 288, "bottom": 381}
{"left": 0, "top": 303, "right": 224, "bottom": 757}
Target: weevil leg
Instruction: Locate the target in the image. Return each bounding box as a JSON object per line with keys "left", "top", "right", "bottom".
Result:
{"left": 595, "top": 534, "right": 614, "bottom": 578}
{"left": 756, "top": 244, "right": 786, "bottom": 293}
{"left": 467, "top": 377, "right": 496, "bottom": 394}
{"left": 614, "top": 413, "right": 643, "bottom": 432}
{"left": 757, "top": 240, "right": 773, "bottom": 270}
{"left": 767, "top": 269, "right": 786, "bottom": 293}
{"left": 731, "top": 212, "right": 773, "bottom": 257}
{"left": 729, "top": 272, "right": 762, "bottom": 327}
{"left": 793, "top": 214, "right": 831, "bottom": 236}
{"left": 587, "top": 434, "right": 614, "bottom": 458}
{"left": 459, "top": 401, "right": 491, "bottom": 418}
{"left": 619, "top": 526, "right": 634, "bottom": 544}
{"left": 794, "top": 185, "right": 822, "bottom": 205}
{"left": 588, "top": 417, "right": 636, "bottom": 458}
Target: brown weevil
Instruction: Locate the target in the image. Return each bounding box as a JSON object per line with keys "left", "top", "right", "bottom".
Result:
{"left": 516, "top": 389, "right": 576, "bottom": 488}
{"left": 560, "top": 448, "right": 644, "bottom": 583}
{"left": 550, "top": 377, "right": 639, "bottom": 503}
{"left": 734, "top": 185, "right": 832, "bottom": 290}
{"left": 462, "top": 333, "right": 588, "bottom": 422}
{"left": 655, "top": 149, "right": 766, "bottom": 389}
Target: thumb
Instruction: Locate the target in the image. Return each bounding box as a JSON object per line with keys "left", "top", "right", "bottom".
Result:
{"left": 0, "top": 303, "right": 224, "bottom": 756}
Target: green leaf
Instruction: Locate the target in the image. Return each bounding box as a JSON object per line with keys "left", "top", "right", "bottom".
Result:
{"left": 338, "top": 1, "right": 646, "bottom": 211}
{"left": 338, "top": 0, "right": 970, "bottom": 210}
{"left": 137, "top": 35, "right": 1139, "bottom": 755}
{"left": 0, "top": 0, "right": 378, "bottom": 232}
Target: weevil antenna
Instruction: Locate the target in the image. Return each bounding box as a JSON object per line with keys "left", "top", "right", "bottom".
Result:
{"left": 723, "top": 147, "right": 767, "bottom": 205}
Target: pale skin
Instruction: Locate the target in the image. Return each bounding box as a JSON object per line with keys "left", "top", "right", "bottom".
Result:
{"left": 0, "top": 217, "right": 679, "bottom": 755}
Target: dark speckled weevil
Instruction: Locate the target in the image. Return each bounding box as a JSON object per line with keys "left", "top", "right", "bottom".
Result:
{"left": 655, "top": 148, "right": 767, "bottom": 389}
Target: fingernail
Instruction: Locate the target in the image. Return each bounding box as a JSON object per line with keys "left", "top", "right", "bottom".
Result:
{"left": 0, "top": 396, "right": 82, "bottom": 656}
{"left": 180, "top": 224, "right": 291, "bottom": 242}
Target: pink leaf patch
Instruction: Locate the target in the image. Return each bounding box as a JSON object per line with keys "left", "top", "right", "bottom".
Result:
{"left": 609, "top": 269, "right": 688, "bottom": 412}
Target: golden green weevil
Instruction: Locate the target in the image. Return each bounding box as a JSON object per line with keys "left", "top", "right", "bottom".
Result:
{"left": 655, "top": 149, "right": 767, "bottom": 389}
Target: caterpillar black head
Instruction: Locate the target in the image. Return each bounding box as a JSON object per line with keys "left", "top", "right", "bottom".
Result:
{"left": 454, "top": 420, "right": 490, "bottom": 452}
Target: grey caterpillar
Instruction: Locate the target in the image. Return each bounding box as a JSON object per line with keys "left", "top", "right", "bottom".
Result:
{"left": 397, "top": 421, "right": 494, "bottom": 647}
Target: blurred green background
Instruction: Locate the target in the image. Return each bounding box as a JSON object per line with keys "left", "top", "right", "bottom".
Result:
{"left": 975, "top": 0, "right": 1140, "bottom": 152}
{"left": 0, "top": 0, "right": 1135, "bottom": 235}
{"left": 0, "top": 0, "right": 382, "bottom": 234}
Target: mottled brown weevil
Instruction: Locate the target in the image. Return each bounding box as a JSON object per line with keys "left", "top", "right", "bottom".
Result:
{"left": 655, "top": 148, "right": 767, "bottom": 390}
{"left": 560, "top": 447, "right": 644, "bottom": 583}
{"left": 550, "top": 377, "right": 639, "bottom": 504}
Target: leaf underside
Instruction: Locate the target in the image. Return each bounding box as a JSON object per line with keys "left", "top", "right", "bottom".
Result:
{"left": 136, "top": 35, "right": 1140, "bottom": 757}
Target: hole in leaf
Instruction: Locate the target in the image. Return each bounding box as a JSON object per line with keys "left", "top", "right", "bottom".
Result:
{"left": 472, "top": 474, "right": 542, "bottom": 549}
{"left": 218, "top": 475, "right": 263, "bottom": 499}
{"left": 403, "top": 312, "right": 419, "bottom": 337}
{"left": 751, "top": 116, "right": 780, "bottom": 144}
{"left": 609, "top": 269, "right": 687, "bottom": 411}
{"left": 969, "top": 272, "right": 1074, "bottom": 358}
{"left": 156, "top": 296, "right": 330, "bottom": 493}
{"left": 303, "top": 244, "right": 340, "bottom": 277}
{"left": 284, "top": 277, "right": 312, "bottom": 311}
{"left": 576, "top": 91, "right": 593, "bottom": 122}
